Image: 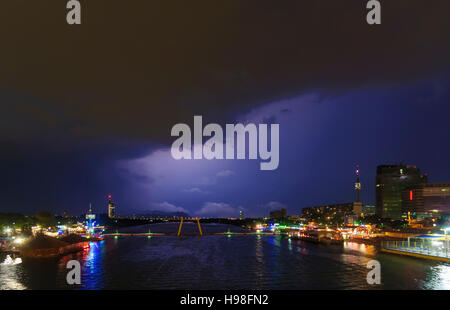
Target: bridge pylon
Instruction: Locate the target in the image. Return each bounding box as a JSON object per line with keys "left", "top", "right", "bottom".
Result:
{"left": 176, "top": 217, "right": 203, "bottom": 236}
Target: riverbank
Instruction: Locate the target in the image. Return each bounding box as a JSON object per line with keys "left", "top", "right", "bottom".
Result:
{"left": 18, "top": 234, "right": 99, "bottom": 258}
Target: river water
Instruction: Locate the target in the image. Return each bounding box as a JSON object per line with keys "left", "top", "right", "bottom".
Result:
{"left": 1, "top": 223, "right": 449, "bottom": 290}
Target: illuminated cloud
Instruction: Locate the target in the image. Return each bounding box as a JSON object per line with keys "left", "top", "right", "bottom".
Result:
{"left": 152, "top": 202, "right": 188, "bottom": 214}
{"left": 195, "top": 202, "right": 241, "bottom": 218}
{"left": 183, "top": 187, "right": 208, "bottom": 194}
{"left": 259, "top": 201, "right": 287, "bottom": 211}
{"left": 217, "top": 170, "right": 235, "bottom": 177}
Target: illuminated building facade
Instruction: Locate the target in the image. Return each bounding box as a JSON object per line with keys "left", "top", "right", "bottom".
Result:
{"left": 107, "top": 195, "right": 116, "bottom": 218}
{"left": 86, "top": 204, "right": 96, "bottom": 231}
{"left": 402, "top": 183, "right": 450, "bottom": 219}
{"left": 375, "top": 164, "right": 427, "bottom": 220}
{"left": 302, "top": 202, "right": 362, "bottom": 225}
{"left": 362, "top": 205, "right": 376, "bottom": 216}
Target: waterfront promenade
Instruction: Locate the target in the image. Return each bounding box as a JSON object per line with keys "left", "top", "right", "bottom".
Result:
{"left": 381, "top": 236, "right": 450, "bottom": 262}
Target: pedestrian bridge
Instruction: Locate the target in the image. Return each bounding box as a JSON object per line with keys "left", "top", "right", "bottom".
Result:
{"left": 102, "top": 217, "right": 284, "bottom": 237}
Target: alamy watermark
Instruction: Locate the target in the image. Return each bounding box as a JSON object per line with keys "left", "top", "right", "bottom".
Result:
{"left": 366, "top": 0, "right": 381, "bottom": 25}
{"left": 66, "top": 260, "right": 81, "bottom": 285}
{"left": 66, "top": 0, "right": 81, "bottom": 25}
{"left": 170, "top": 116, "right": 279, "bottom": 170}
{"left": 366, "top": 259, "right": 381, "bottom": 285}
{"left": 65, "top": 1, "right": 381, "bottom": 25}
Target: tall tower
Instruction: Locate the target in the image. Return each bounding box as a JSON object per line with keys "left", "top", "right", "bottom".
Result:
{"left": 86, "top": 203, "right": 96, "bottom": 229}
{"left": 108, "top": 194, "right": 116, "bottom": 218}
{"left": 355, "top": 164, "right": 361, "bottom": 202}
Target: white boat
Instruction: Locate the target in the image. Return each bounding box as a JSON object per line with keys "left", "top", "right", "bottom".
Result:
{"left": 1, "top": 255, "right": 22, "bottom": 265}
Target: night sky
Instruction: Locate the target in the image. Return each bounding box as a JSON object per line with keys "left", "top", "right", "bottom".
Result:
{"left": 1, "top": 1, "right": 449, "bottom": 217}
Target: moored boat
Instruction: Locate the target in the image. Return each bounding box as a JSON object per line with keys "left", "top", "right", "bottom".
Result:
{"left": 294, "top": 230, "right": 343, "bottom": 245}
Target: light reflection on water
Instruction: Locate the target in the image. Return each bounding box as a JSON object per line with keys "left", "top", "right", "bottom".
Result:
{"left": 423, "top": 265, "right": 450, "bottom": 290}
{"left": 1, "top": 223, "right": 449, "bottom": 290}
{"left": 339, "top": 242, "right": 378, "bottom": 268}
{"left": 0, "top": 264, "right": 27, "bottom": 290}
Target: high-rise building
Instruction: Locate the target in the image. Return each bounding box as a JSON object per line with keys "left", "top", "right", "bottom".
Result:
{"left": 239, "top": 210, "right": 244, "bottom": 220}
{"left": 107, "top": 195, "right": 116, "bottom": 218}
{"left": 402, "top": 183, "right": 450, "bottom": 219}
{"left": 375, "top": 164, "right": 427, "bottom": 220}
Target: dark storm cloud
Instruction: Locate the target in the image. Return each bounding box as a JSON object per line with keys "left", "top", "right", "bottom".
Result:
{"left": 1, "top": 1, "right": 450, "bottom": 215}
{"left": 1, "top": 0, "right": 449, "bottom": 145}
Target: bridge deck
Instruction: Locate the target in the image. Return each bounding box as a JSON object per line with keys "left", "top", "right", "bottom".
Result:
{"left": 102, "top": 232, "right": 284, "bottom": 237}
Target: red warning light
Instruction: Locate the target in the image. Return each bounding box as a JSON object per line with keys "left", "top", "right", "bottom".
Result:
{"left": 108, "top": 194, "right": 112, "bottom": 200}
{"left": 409, "top": 190, "right": 413, "bottom": 201}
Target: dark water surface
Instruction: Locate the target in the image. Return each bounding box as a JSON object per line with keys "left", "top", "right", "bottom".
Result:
{"left": 1, "top": 223, "right": 449, "bottom": 289}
